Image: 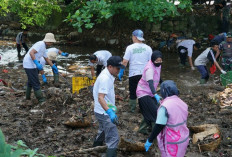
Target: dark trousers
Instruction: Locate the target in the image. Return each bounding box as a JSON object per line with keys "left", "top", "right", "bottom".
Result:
{"left": 138, "top": 96, "right": 158, "bottom": 125}
{"left": 25, "top": 68, "right": 40, "bottom": 91}
{"left": 196, "top": 65, "right": 209, "bottom": 80}
{"left": 96, "top": 65, "right": 104, "bottom": 77}
{"left": 129, "top": 75, "right": 142, "bottom": 99}
{"left": 178, "top": 46, "right": 188, "bottom": 65}
{"left": 222, "top": 18, "right": 229, "bottom": 33}
{"left": 17, "top": 43, "right": 29, "bottom": 56}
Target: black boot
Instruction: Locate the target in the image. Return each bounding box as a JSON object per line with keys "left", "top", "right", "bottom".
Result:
{"left": 26, "top": 86, "right": 32, "bottom": 100}
{"left": 53, "top": 73, "right": 60, "bottom": 87}
{"left": 34, "top": 89, "right": 46, "bottom": 103}
{"left": 106, "top": 148, "right": 117, "bottom": 157}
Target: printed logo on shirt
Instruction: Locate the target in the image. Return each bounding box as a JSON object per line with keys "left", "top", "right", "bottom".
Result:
{"left": 132, "top": 48, "right": 146, "bottom": 54}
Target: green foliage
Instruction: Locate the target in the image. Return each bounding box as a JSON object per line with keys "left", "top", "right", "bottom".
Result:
{"left": 64, "top": 0, "right": 113, "bottom": 32}
{"left": 0, "top": 0, "right": 61, "bottom": 29}
{"left": 0, "top": 129, "right": 45, "bottom": 157}
{"left": 65, "top": 0, "right": 192, "bottom": 32}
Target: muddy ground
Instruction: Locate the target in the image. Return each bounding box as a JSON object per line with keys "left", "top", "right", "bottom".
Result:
{"left": 0, "top": 59, "right": 231, "bottom": 157}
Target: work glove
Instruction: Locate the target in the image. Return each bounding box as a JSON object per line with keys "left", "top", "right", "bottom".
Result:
{"left": 220, "top": 70, "right": 227, "bottom": 74}
{"left": 144, "top": 139, "right": 152, "bottom": 152}
{"left": 42, "top": 74, "right": 47, "bottom": 83}
{"left": 191, "top": 66, "right": 195, "bottom": 70}
{"left": 33, "top": 60, "right": 43, "bottom": 71}
{"left": 154, "top": 94, "right": 161, "bottom": 104}
{"left": 106, "top": 108, "right": 118, "bottom": 124}
{"left": 52, "top": 64, "right": 59, "bottom": 74}
{"left": 118, "top": 68, "right": 124, "bottom": 81}
{"left": 61, "top": 52, "right": 69, "bottom": 57}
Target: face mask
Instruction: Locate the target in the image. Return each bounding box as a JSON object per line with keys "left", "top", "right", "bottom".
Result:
{"left": 154, "top": 63, "right": 162, "bottom": 67}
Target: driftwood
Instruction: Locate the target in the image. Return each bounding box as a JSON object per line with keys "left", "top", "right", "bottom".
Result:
{"left": 63, "top": 113, "right": 92, "bottom": 128}
{"left": 57, "top": 137, "right": 145, "bottom": 156}
{"left": 189, "top": 124, "right": 221, "bottom": 152}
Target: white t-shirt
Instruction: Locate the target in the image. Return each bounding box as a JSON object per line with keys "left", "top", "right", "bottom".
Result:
{"left": 93, "top": 68, "right": 115, "bottom": 115}
{"left": 40, "top": 48, "right": 59, "bottom": 66}
{"left": 194, "top": 48, "right": 216, "bottom": 66}
{"left": 88, "top": 50, "right": 112, "bottom": 67}
{"left": 123, "top": 43, "right": 152, "bottom": 77}
{"left": 177, "top": 40, "right": 195, "bottom": 57}
{"left": 23, "top": 41, "right": 47, "bottom": 69}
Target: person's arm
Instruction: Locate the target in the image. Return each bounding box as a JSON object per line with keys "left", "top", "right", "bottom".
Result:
{"left": 122, "top": 59, "right": 128, "bottom": 67}
{"left": 148, "top": 80, "right": 156, "bottom": 95}
{"left": 58, "top": 49, "right": 62, "bottom": 55}
{"left": 188, "top": 56, "right": 194, "bottom": 69}
{"left": 29, "top": 49, "right": 38, "bottom": 60}
{"left": 215, "top": 49, "right": 221, "bottom": 59}
{"left": 44, "top": 57, "right": 54, "bottom": 67}
{"left": 91, "top": 66, "right": 95, "bottom": 77}
{"left": 98, "top": 93, "right": 109, "bottom": 111}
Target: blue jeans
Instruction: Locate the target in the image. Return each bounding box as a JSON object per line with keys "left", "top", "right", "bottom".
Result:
{"left": 196, "top": 65, "right": 209, "bottom": 80}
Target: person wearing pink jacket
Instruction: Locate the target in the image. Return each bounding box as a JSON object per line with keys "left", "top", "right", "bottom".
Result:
{"left": 144, "top": 80, "right": 189, "bottom": 157}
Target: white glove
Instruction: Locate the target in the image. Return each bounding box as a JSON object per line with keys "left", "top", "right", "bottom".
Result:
{"left": 191, "top": 66, "right": 195, "bottom": 70}
{"left": 220, "top": 70, "right": 227, "bottom": 74}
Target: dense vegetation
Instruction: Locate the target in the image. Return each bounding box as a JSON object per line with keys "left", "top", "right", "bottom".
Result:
{"left": 0, "top": 0, "right": 192, "bottom": 31}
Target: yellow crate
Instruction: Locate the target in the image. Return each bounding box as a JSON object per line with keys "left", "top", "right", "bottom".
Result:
{"left": 72, "top": 76, "right": 96, "bottom": 94}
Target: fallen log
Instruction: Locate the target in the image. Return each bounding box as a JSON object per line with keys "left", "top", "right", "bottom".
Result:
{"left": 63, "top": 113, "right": 92, "bottom": 128}
{"left": 57, "top": 137, "right": 145, "bottom": 156}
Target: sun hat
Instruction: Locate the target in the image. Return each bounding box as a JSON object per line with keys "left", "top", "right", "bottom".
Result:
{"left": 132, "top": 29, "right": 145, "bottom": 41}
{"left": 43, "top": 33, "right": 56, "bottom": 43}
{"left": 47, "top": 51, "right": 58, "bottom": 60}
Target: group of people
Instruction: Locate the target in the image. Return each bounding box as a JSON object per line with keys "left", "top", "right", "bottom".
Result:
{"left": 21, "top": 28, "right": 231, "bottom": 157}
{"left": 90, "top": 29, "right": 189, "bottom": 157}
{"left": 22, "top": 32, "right": 69, "bottom": 103}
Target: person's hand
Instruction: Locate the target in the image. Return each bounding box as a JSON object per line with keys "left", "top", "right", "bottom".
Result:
{"left": 61, "top": 52, "right": 69, "bottom": 57}
{"left": 87, "top": 74, "right": 93, "bottom": 80}
{"left": 42, "top": 74, "right": 47, "bottom": 83}
{"left": 33, "top": 60, "right": 43, "bottom": 71}
{"left": 118, "top": 68, "right": 124, "bottom": 81}
{"left": 144, "top": 139, "right": 152, "bottom": 152}
{"left": 154, "top": 94, "right": 161, "bottom": 103}
{"left": 106, "top": 108, "right": 118, "bottom": 124}
{"left": 221, "top": 69, "right": 227, "bottom": 74}
{"left": 191, "top": 66, "right": 195, "bottom": 70}
{"left": 52, "top": 64, "right": 59, "bottom": 74}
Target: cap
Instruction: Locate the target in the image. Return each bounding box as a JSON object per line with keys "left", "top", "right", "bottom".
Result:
{"left": 132, "top": 29, "right": 145, "bottom": 41}
{"left": 43, "top": 33, "right": 56, "bottom": 43}
{"left": 227, "top": 32, "right": 232, "bottom": 38}
{"left": 107, "top": 56, "right": 125, "bottom": 69}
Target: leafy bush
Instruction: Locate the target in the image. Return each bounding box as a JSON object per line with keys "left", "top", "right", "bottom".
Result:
{"left": 65, "top": 0, "right": 192, "bottom": 32}
{"left": 0, "top": 129, "right": 45, "bottom": 157}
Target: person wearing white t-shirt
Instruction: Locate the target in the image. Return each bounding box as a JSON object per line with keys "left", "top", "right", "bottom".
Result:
{"left": 23, "top": 33, "right": 58, "bottom": 103}
{"left": 93, "top": 56, "right": 125, "bottom": 156}
{"left": 177, "top": 39, "right": 200, "bottom": 70}
{"left": 194, "top": 43, "right": 226, "bottom": 84}
{"left": 118, "top": 29, "right": 152, "bottom": 113}
{"left": 39, "top": 48, "right": 69, "bottom": 85}
{"left": 88, "top": 50, "right": 112, "bottom": 78}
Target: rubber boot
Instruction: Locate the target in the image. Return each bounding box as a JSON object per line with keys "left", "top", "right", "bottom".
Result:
{"left": 26, "top": 86, "right": 32, "bottom": 100}
{"left": 106, "top": 148, "right": 117, "bottom": 157}
{"left": 53, "top": 73, "right": 60, "bottom": 87}
{"left": 138, "top": 118, "right": 149, "bottom": 135}
{"left": 200, "top": 79, "right": 206, "bottom": 84}
{"left": 129, "top": 99, "right": 136, "bottom": 113}
{"left": 34, "top": 89, "right": 46, "bottom": 103}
